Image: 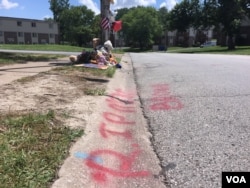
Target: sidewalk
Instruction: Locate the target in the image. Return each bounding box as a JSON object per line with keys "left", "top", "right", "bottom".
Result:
{"left": 0, "top": 58, "right": 69, "bottom": 86}
{"left": 52, "top": 53, "right": 165, "bottom": 188}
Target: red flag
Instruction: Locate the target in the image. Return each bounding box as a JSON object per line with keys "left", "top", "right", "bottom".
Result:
{"left": 112, "top": 21, "right": 122, "bottom": 32}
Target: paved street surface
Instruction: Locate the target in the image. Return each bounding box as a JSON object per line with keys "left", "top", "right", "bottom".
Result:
{"left": 131, "top": 53, "right": 250, "bottom": 188}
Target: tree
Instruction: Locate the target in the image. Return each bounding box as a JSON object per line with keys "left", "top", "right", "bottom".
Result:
{"left": 189, "top": 0, "right": 202, "bottom": 29}
{"left": 115, "top": 8, "right": 130, "bottom": 20}
{"left": 121, "top": 6, "right": 162, "bottom": 49}
{"left": 157, "top": 7, "right": 169, "bottom": 47}
{"left": 218, "top": 0, "right": 244, "bottom": 50}
{"left": 167, "top": 0, "right": 249, "bottom": 49}
{"left": 49, "top": 0, "right": 70, "bottom": 22}
{"left": 168, "top": 0, "right": 202, "bottom": 31}
{"left": 49, "top": 0, "right": 70, "bottom": 43}
{"left": 59, "top": 6, "right": 95, "bottom": 46}
{"left": 168, "top": 0, "right": 193, "bottom": 32}
{"left": 201, "top": 0, "right": 219, "bottom": 29}
{"left": 167, "top": 0, "right": 202, "bottom": 46}
{"left": 158, "top": 7, "right": 169, "bottom": 30}
{"left": 92, "top": 14, "right": 102, "bottom": 39}
{"left": 43, "top": 17, "right": 54, "bottom": 21}
{"left": 240, "top": 0, "right": 250, "bottom": 17}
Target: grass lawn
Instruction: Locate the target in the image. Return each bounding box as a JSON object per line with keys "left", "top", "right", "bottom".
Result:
{"left": 0, "top": 44, "right": 79, "bottom": 65}
{"left": 0, "top": 52, "right": 65, "bottom": 65}
{"left": 0, "top": 44, "right": 87, "bottom": 52}
{"left": 0, "top": 110, "right": 83, "bottom": 187}
{"left": 0, "top": 65, "right": 116, "bottom": 187}
{"left": 52, "top": 65, "right": 117, "bottom": 79}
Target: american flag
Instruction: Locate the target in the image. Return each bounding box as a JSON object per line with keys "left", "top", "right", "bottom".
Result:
{"left": 101, "top": 17, "right": 110, "bottom": 30}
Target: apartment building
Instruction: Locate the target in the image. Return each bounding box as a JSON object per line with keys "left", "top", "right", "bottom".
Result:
{"left": 164, "top": 16, "right": 250, "bottom": 47}
{"left": 0, "top": 16, "right": 59, "bottom": 44}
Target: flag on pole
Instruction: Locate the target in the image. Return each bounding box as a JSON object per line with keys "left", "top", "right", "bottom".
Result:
{"left": 101, "top": 17, "right": 110, "bottom": 30}
{"left": 112, "top": 21, "right": 122, "bottom": 32}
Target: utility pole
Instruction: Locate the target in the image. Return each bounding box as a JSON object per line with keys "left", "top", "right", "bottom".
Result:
{"left": 100, "top": 0, "right": 110, "bottom": 43}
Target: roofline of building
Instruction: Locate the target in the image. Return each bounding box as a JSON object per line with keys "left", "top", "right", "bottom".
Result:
{"left": 0, "top": 16, "right": 56, "bottom": 23}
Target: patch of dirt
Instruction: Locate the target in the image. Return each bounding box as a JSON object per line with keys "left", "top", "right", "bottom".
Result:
{"left": 0, "top": 66, "right": 110, "bottom": 129}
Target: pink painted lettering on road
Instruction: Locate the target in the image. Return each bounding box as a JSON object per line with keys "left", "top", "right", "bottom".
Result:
{"left": 150, "top": 96, "right": 183, "bottom": 111}
{"left": 150, "top": 84, "right": 183, "bottom": 111}
{"left": 152, "top": 84, "right": 170, "bottom": 96}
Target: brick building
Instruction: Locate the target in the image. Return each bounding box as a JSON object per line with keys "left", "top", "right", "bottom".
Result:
{"left": 0, "top": 16, "right": 59, "bottom": 44}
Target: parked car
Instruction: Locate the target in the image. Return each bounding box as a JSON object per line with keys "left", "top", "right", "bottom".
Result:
{"left": 200, "top": 41, "right": 217, "bottom": 48}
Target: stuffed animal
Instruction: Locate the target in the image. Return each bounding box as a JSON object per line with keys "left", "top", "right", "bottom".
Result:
{"left": 104, "top": 40, "right": 113, "bottom": 53}
{"left": 70, "top": 40, "right": 115, "bottom": 66}
{"left": 96, "top": 53, "right": 110, "bottom": 65}
{"left": 109, "top": 54, "right": 117, "bottom": 65}
{"left": 69, "top": 55, "right": 77, "bottom": 63}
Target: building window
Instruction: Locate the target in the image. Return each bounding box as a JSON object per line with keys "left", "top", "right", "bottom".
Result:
{"left": 18, "top": 32, "right": 23, "bottom": 37}
{"left": 31, "top": 22, "right": 36, "bottom": 27}
{"left": 49, "top": 34, "right": 54, "bottom": 38}
{"left": 32, "top": 33, "right": 37, "bottom": 37}
{"left": 17, "top": 21, "right": 22, "bottom": 26}
{"left": 0, "top": 31, "right": 3, "bottom": 36}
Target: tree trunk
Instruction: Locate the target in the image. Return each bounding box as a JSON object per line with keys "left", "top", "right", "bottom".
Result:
{"left": 139, "top": 41, "right": 143, "bottom": 50}
{"left": 227, "top": 35, "right": 235, "bottom": 50}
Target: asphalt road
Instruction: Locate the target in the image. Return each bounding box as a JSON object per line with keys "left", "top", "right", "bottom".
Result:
{"left": 131, "top": 53, "right": 250, "bottom": 188}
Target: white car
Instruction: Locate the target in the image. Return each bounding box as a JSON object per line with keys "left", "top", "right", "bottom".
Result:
{"left": 200, "top": 41, "right": 217, "bottom": 48}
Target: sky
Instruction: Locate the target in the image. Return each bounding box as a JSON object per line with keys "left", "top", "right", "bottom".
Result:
{"left": 0, "top": 0, "right": 180, "bottom": 20}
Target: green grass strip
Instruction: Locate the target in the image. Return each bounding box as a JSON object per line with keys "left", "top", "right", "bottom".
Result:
{"left": 0, "top": 110, "right": 83, "bottom": 187}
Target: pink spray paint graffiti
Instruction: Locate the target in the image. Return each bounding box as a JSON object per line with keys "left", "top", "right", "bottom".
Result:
{"left": 103, "top": 112, "right": 135, "bottom": 125}
{"left": 75, "top": 89, "right": 150, "bottom": 185}
{"left": 99, "top": 122, "right": 132, "bottom": 140}
{"left": 150, "top": 84, "right": 183, "bottom": 111}
{"left": 106, "top": 98, "right": 135, "bottom": 113}
{"left": 86, "top": 144, "right": 150, "bottom": 183}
